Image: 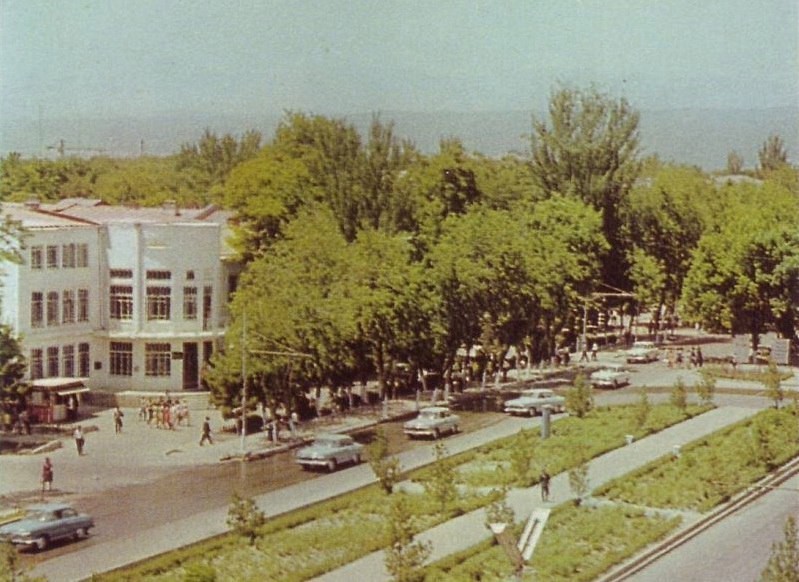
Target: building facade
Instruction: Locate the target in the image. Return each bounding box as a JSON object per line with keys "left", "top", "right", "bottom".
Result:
{"left": 0, "top": 199, "right": 239, "bottom": 394}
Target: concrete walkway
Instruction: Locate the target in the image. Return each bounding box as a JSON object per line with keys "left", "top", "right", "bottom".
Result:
{"left": 316, "top": 405, "right": 759, "bottom": 582}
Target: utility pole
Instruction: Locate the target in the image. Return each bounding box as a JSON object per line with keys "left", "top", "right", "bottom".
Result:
{"left": 240, "top": 311, "right": 247, "bottom": 455}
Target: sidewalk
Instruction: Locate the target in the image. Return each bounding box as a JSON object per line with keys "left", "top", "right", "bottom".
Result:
{"left": 316, "top": 405, "right": 759, "bottom": 582}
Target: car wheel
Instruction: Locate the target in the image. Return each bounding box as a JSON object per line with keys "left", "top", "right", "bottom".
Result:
{"left": 612, "top": 379, "right": 619, "bottom": 389}
{"left": 528, "top": 407, "right": 537, "bottom": 417}
{"left": 74, "top": 527, "right": 89, "bottom": 540}
{"left": 34, "top": 535, "right": 49, "bottom": 551}
{"left": 327, "top": 459, "right": 337, "bottom": 472}
{"left": 433, "top": 429, "right": 440, "bottom": 440}
{"left": 452, "top": 424, "right": 459, "bottom": 434}
{"left": 353, "top": 454, "right": 361, "bottom": 465}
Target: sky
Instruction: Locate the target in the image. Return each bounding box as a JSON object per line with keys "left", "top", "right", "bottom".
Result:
{"left": 1, "top": 0, "right": 797, "bottom": 122}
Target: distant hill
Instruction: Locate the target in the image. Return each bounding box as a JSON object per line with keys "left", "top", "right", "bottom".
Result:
{"left": 1, "top": 107, "right": 796, "bottom": 172}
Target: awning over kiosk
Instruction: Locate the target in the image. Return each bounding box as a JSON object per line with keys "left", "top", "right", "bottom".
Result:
{"left": 31, "top": 378, "right": 89, "bottom": 396}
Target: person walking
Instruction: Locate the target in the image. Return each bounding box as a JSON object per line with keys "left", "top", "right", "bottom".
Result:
{"left": 73, "top": 425, "right": 85, "bottom": 455}
{"left": 540, "top": 470, "right": 551, "bottom": 502}
{"left": 113, "top": 406, "right": 124, "bottom": 434}
{"left": 199, "top": 416, "right": 213, "bottom": 446}
{"left": 41, "top": 457, "right": 53, "bottom": 492}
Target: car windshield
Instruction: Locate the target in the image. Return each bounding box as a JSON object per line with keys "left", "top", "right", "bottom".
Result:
{"left": 419, "top": 410, "right": 439, "bottom": 419}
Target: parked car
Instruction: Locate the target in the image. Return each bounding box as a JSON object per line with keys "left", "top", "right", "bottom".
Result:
{"left": 626, "top": 341, "right": 660, "bottom": 363}
{"left": 295, "top": 433, "right": 365, "bottom": 472}
{"left": 447, "top": 387, "right": 525, "bottom": 412}
{"left": 403, "top": 406, "right": 460, "bottom": 439}
{"left": 0, "top": 503, "right": 94, "bottom": 551}
{"left": 589, "top": 364, "right": 631, "bottom": 389}
{"left": 503, "top": 389, "right": 566, "bottom": 417}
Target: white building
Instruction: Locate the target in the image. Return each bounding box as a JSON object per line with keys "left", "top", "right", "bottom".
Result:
{"left": 0, "top": 199, "right": 239, "bottom": 395}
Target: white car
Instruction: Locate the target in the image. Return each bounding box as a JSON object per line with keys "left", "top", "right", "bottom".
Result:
{"left": 295, "top": 433, "right": 365, "bottom": 472}
{"left": 626, "top": 341, "right": 659, "bottom": 363}
{"left": 590, "top": 365, "right": 631, "bottom": 389}
{"left": 403, "top": 406, "right": 460, "bottom": 439}
{"left": 503, "top": 389, "right": 566, "bottom": 417}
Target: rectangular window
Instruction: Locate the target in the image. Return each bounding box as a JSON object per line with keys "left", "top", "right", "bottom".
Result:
{"left": 110, "top": 269, "right": 133, "bottom": 279}
{"left": 78, "top": 289, "right": 89, "bottom": 322}
{"left": 110, "top": 342, "right": 133, "bottom": 376}
{"left": 62, "top": 243, "right": 76, "bottom": 268}
{"left": 46, "top": 245, "right": 59, "bottom": 269}
{"left": 78, "top": 343, "right": 90, "bottom": 377}
{"left": 145, "top": 343, "right": 171, "bottom": 377}
{"left": 146, "top": 270, "right": 171, "bottom": 280}
{"left": 110, "top": 286, "right": 133, "bottom": 320}
{"left": 183, "top": 287, "right": 197, "bottom": 320}
{"left": 31, "top": 292, "right": 43, "bottom": 328}
{"left": 46, "top": 291, "right": 59, "bottom": 326}
{"left": 147, "top": 286, "right": 171, "bottom": 320}
{"left": 186, "top": 270, "right": 195, "bottom": 280}
{"left": 30, "top": 246, "right": 43, "bottom": 270}
{"left": 63, "top": 345, "right": 75, "bottom": 377}
{"left": 47, "top": 346, "right": 59, "bottom": 377}
{"left": 202, "top": 286, "right": 212, "bottom": 330}
{"left": 30, "top": 349, "right": 43, "bottom": 379}
{"left": 77, "top": 243, "right": 89, "bottom": 268}
{"left": 62, "top": 289, "right": 76, "bottom": 324}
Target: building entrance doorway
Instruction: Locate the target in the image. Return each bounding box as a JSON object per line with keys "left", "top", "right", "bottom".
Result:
{"left": 182, "top": 342, "right": 199, "bottom": 390}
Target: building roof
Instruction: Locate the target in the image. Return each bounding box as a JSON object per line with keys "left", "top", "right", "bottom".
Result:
{"left": 1, "top": 202, "right": 95, "bottom": 228}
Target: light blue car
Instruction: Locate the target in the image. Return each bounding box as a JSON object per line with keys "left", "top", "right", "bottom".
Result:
{"left": 0, "top": 502, "right": 94, "bottom": 551}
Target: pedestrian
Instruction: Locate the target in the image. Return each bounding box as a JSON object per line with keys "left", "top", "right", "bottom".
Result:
{"left": 41, "top": 457, "right": 53, "bottom": 492}
{"left": 73, "top": 425, "right": 85, "bottom": 455}
{"left": 113, "top": 406, "right": 124, "bottom": 434}
{"left": 591, "top": 342, "right": 598, "bottom": 361}
{"left": 289, "top": 410, "right": 298, "bottom": 440}
{"left": 199, "top": 416, "right": 213, "bottom": 446}
{"left": 19, "top": 408, "right": 31, "bottom": 435}
{"left": 579, "top": 346, "right": 589, "bottom": 362}
{"left": 696, "top": 347, "right": 704, "bottom": 368}
{"left": 540, "top": 470, "right": 551, "bottom": 502}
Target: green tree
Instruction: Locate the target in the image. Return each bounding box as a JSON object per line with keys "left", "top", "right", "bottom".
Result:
{"left": 758, "top": 134, "right": 789, "bottom": 175}
{"left": 727, "top": 150, "right": 745, "bottom": 174}
{"left": 530, "top": 85, "right": 641, "bottom": 289}
{"left": 0, "top": 540, "right": 46, "bottom": 582}
{"left": 509, "top": 430, "right": 536, "bottom": 486}
{"left": 368, "top": 427, "right": 402, "bottom": 495}
{"left": 670, "top": 378, "right": 688, "bottom": 412}
{"left": 695, "top": 370, "right": 716, "bottom": 406}
{"left": 0, "top": 325, "right": 27, "bottom": 403}
{"left": 384, "top": 493, "right": 432, "bottom": 582}
{"left": 763, "top": 360, "right": 785, "bottom": 409}
{"left": 424, "top": 442, "right": 458, "bottom": 514}
{"left": 634, "top": 388, "right": 651, "bottom": 429}
{"left": 565, "top": 373, "right": 594, "bottom": 418}
{"left": 761, "top": 516, "right": 799, "bottom": 581}
{"left": 226, "top": 492, "right": 266, "bottom": 546}
{"left": 680, "top": 180, "right": 799, "bottom": 346}
{"left": 568, "top": 460, "right": 591, "bottom": 506}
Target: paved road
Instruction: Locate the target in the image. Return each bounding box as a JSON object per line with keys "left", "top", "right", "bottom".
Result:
{"left": 29, "top": 413, "right": 537, "bottom": 581}
{"left": 627, "top": 473, "right": 799, "bottom": 582}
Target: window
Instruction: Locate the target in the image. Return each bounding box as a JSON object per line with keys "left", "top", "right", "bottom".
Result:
{"left": 110, "top": 269, "right": 133, "bottom": 279}
{"left": 110, "top": 286, "right": 133, "bottom": 320}
{"left": 146, "top": 270, "right": 171, "bottom": 280}
{"left": 63, "top": 345, "right": 75, "bottom": 377}
{"left": 202, "top": 286, "right": 212, "bottom": 330}
{"left": 30, "top": 246, "right": 43, "bottom": 270}
{"left": 77, "top": 243, "right": 89, "bottom": 268}
{"left": 147, "top": 286, "right": 171, "bottom": 320}
{"left": 46, "top": 291, "right": 59, "bottom": 326}
{"left": 47, "top": 346, "right": 59, "bottom": 377}
{"left": 183, "top": 287, "right": 197, "bottom": 320}
{"left": 46, "top": 245, "right": 59, "bottom": 269}
{"left": 31, "top": 292, "right": 43, "bottom": 328}
{"left": 78, "top": 289, "right": 89, "bottom": 322}
{"left": 62, "top": 290, "right": 75, "bottom": 324}
{"left": 145, "top": 343, "right": 171, "bottom": 377}
{"left": 110, "top": 342, "right": 133, "bottom": 376}
{"left": 78, "top": 343, "right": 90, "bottom": 377}
{"left": 62, "top": 243, "right": 76, "bottom": 268}
{"left": 30, "top": 349, "right": 43, "bottom": 379}
{"left": 186, "top": 270, "right": 195, "bottom": 280}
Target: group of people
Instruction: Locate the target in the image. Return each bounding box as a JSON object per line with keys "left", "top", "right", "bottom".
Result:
{"left": 668, "top": 346, "right": 704, "bottom": 369}
{"left": 137, "top": 397, "right": 190, "bottom": 430}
